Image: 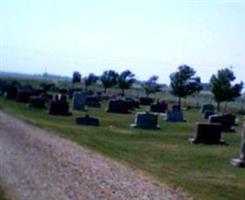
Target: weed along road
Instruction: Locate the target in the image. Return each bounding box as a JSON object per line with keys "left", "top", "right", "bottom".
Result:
{"left": 0, "top": 111, "right": 189, "bottom": 200}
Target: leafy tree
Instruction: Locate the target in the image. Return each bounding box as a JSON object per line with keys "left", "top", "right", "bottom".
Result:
{"left": 72, "top": 71, "right": 81, "bottom": 84}
{"left": 100, "top": 70, "right": 118, "bottom": 93}
{"left": 210, "top": 68, "right": 243, "bottom": 111}
{"left": 118, "top": 70, "right": 136, "bottom": 96}
{"left": 143, "top": 75, "right": 161, "bottom": 96}
{"left": 84, "top": 73, "right": 98, "bottom": 89}
{"left": 170, "top": 65, "right": 202, "bottom": 107}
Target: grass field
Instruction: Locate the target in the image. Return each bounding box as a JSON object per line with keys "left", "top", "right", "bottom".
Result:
{"left": 0, "top": 185, "right": 9, "bottom": 200}
{"left": 0, "top": 97, "right": 245, "bottom": 200}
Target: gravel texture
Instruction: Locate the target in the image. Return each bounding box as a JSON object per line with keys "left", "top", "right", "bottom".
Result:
{"left": 0, "top": 111, "right": 190, "bottom": 200}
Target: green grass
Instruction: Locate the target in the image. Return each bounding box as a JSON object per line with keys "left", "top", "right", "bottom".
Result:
{"left": 0, "top": 186, "right": 9, "bottom": 200}
{"left": 0, "top": 97, "right": 245, "bottom": 200}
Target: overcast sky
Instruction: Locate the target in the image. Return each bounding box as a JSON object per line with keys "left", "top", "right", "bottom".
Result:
{"left": 0, "top": 0, "right": 244, "bottom": 84}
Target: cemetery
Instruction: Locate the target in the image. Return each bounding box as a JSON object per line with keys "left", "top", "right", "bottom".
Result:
{"left": 0, "top": 67, "right": 245, "bottom": 200}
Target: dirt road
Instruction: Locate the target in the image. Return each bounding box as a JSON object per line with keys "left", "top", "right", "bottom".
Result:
{"left": 0, "top": 111, "right": 189, "bottom": 200}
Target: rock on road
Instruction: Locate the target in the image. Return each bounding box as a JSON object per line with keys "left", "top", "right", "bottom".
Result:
{"left": 0, "top": 111, "right": 189, "bottom": 200}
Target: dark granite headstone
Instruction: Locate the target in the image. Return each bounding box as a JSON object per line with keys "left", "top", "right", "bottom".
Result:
{"left": 172, "top": 105, "right": 181, "bottom": 112}
{"left": 106, "top": 99, "right": 130, "bottom": 113}
{"left": 4, "top": 85, "right": 18, "bottom": 99}
{"left": 204, "top": 110, "right": 215, "bottom": 119}
{"left": 16, "top": 90, "right": 33, "bottom": 103}
{"left": 201, "top": 104, "right": 215, "bottom": 113}
{"left": 29, "top": 97, "right": 46, "bottom": 108}
{"left": 166, "top": 109, "right": 185, "bottom": 122}
{"left": 150, "top": 101, "right": 168, "bottom": 113}
{"left": 209, "top": 114, "right": 235, "bottom": 132}
{"left": 76, "top": 114, "right": 100, "bottom": 126}
{"left": 223, "top": 113, "right": 236, "bottom": 126}
{"left": 139, "top": 97, "right": 153, "bottom": 105}
{"left": 48, "top": 95, "right": 71, "bottom": 116}
{"left": 59, "top": 94, "right": 67, "bottom": 102}
{"left": 131, "top": 112, "right": 159, "bottom": 129}
{"left": 85, "top": 96, "right": 101, "bottom": 107}
{"left": 125, "top": 98, "right": 140, "bottom": 109}
{"left": 72, "top": 92, "right": 87, "bottom": 111}
{"left": 22, "top": 84, "right": 33, "bottom": 91}
{"left": 189, "top": 122, "right": 225, "bottom": 144}
{"left": 68, "top": 88, "right": 82, "bottom": 99}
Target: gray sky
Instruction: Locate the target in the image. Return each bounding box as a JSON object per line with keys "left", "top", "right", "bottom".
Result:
{"left": 0, "top": 0, "right": 244, "bottom": 84}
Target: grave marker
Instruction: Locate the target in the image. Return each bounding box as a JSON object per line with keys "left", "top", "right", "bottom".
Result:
{"left": 131, "top": 112, "right": 159, "bottom": 129}
{"left": 189, "top": 122, "right": 225, "bottom": 144}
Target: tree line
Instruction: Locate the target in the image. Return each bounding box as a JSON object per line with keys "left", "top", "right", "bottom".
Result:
{"left": 72, "top": 65, "right": 244, "bottom": 111}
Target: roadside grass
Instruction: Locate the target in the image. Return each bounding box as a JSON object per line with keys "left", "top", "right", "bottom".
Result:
{"left": 0, "top": 97, "right": 245, "bottom": 200}
{"left": 0, "top": 186, "right": 9, "bottom": 200}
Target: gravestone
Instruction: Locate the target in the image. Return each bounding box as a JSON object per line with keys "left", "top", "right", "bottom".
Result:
{"left": 189, "top": 122, "right": 225, "bottom": 144}
{"left": 76, "top": 114, "right": 100, "bottom": 126}
{"left": 209, "top": 114, "right": 235, "bottom": 132}
{"left": 106, "top": 99, "right": 130, "bottom": 113}
{"left": 48, "top": 94, "right": 71, "bottom": 116}
{"left": 223, "top": 113, "right": 236, "bottom": 126}
{"left": 231, "top": 123, "right": 245, "bottom": 167}
{"left": 29, "top": 97, "right": 46, "bottom": 109}
{"left": 16, "top": 90, "right": 33, "bottom": 103}
{"left": 131, "top": 112, "right": 160, "bottom": 129}
{"left": 85, "top": 96, "right": 101, "bottom": 107}
{"left": 201, "top": 104, "right": 215, "bottom": 113}
{"left": 204, "top": 110, "right": 215, "bottom": 119}
{"left": 150, "top": 101, "right": 168, "bottom": 113}
{"left": 72, "top": 92, "right": 87, "bottom": 111}
{"left": 68, "top": 88, "right": 82, "bottom": 99}
{"left": 172, "top": 105, "right": 181, "bottom": 111}
{"left": 4, "top": 85, "right": 18, "bottom": 99}
{"left": 139, "top": 97, "right": 153, "bottom": 105}
{"left": 22, "top": 84, "right": 33, "bottom": 91}
{"left": 125, "top": 97, "right": 140, "bottom": 109}
{"left": 59, "top": 94, "right": 67, "bottom": 102}
{"left": 166, "top": 108, "right": 185, "bottom": 122}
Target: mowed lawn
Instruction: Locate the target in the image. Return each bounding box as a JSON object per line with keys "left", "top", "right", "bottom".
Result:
{"left": 0, "top": 187, "right": 9, "bottom": 200}
{"left": 0, "top": 97, "right": 245, "bottom": 200}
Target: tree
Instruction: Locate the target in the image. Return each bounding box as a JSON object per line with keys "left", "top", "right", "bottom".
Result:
{"left": 118, "top": 70, "right": 136, "bottom": 96}
{"left": 170, "top": 65, "right": 202, "bottom": 107}
{"left": 100, "top": 70, "right": 118, "bottom": 93}
{"left": 72, "top": 71, "right": 81, "bottom": 84}
{"left": 84, "top": 73, "right": 98, "bottom": 90}
{"left": 143, "top": 75, "right": 162, "bottom": 96}
{"left": 210, "top": 68, "right": 243, "bottom": 111}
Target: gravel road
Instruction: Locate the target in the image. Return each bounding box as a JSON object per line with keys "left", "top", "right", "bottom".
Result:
{"left": 0, "top": 111, "right": 190, "bottom": 200}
